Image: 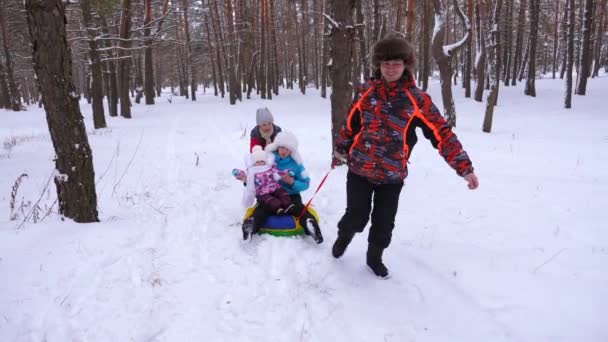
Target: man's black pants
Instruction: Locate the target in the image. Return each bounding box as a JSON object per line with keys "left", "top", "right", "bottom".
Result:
{"left": 337, "top": 171, "right": 404, "bottom": 248}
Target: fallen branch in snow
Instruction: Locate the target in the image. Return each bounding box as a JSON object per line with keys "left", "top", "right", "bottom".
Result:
{"left": 533, "top": 248, "right": 566, "bottom": 274}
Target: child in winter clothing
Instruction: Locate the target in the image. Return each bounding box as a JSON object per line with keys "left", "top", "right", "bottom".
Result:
{"left": 241, "top": 145, "right": 295, "bottom": 215}
{"left": 242, "top": 131, "right": 324, "bottom": 243}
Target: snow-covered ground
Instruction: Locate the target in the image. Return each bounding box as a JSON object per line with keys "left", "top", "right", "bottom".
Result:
{"left": 1, "top": 77, "right": 607, "bottom": 341}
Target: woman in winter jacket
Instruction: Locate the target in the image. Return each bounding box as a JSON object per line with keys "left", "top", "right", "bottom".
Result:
{"left": 331, "top": 36, "right": 479, "bottom": 278}
{"left": 249, "top": 107, "right": 282, "bottom": 152}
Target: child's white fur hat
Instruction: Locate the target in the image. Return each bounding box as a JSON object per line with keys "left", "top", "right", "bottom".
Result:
{"left": 265, "top": 131, "right": 302, "bottom": 165}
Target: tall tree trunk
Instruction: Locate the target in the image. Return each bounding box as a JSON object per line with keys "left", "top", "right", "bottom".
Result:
{"left": 182, "top": 0, "right": 196, "bottom": 101}
{"left": 204, "top": 13, "right": 219, "bottom": 97}
{"left": 100, "top": 16, "right": 118, "bottom": 117}
{"left": 0, "top": 1, "right": 21, "bottom": 111}
{"left": 560, "top": 4, "right": 569, "bottom": 79}
{"left": 422, "top": 0, "right": 432, "bottom": 91}
{"left": 209, "top": 1, "right": 225, "bottom": 98}
{"left": 25, "top": 0, "right": 99, "bottom": 222}
{"left": 300, "top": 0, "right": 309, "bottom": 93}
{"left": 518, "top": 37, "right": 530, "bottom": 81}
{"left": 225, "top": 0, "right": 240, "bottom": 103}
{"left": 575, "top": 0, "right": 584, "bottom": 80}
{"left": 265, "top": 0, "right": 273, "bottom": 99}
{"left": 330, "top": 0, "right": 355, "bottom": 152}
{"left": 118, "top": 0, "right": 132, "bottom": 118}
{"left": 259, "top": 0, "right": 268, "bottom": 99}
{"left": 143, "top": 0, "right": 155, "bottom": 104}
{"left": 524, "top": 0, "right": 539, "bottom": 97}
{"left": 502, "top": 0, "right": 513, "bottom": 86}
{"left": 0, "top": 58, "right": 11, "bottom": 109}
{"left": 575, "top": 0, "right": 593, "bottom": 95}
{"left": 552, "top": 0, "right": 560, "bottom": 79}
{"left": 355, "top": 0, "right": 370, "bottom": 80}
{"left": 373, "top": 0, "right": 381, "bottom": 42}
{"left": 80, "top": 0, "right": 106, "bottom": 129}
{"left": 565, "top": 0, "right": 575, "bottom": 108}
{"left": 406, "top": 0, "right": 416, "bottom": 40}
{"left": 432, "top": 0, "right": 471, "bottom": 127}
{"left": 482, "top": 0, "right": 502, "bottom": 133}
{"left": 395, "top": 0, "right": 403, "bottom": 31}
{"left": 474, "top": 0, "right": 486, "bottom": 102}
{"left": 320, "top": 0, "right": 329, "bottom": 98}
{"left": 464, "top": 0, "right": 473, "bottom": 97}
{"left": 592, "top": 0, "right": 607, "bottom": 77}
{"left": 269, "top": 0, "right": 280, "bottom": 95}
{"left": 511, "top": 0, "right": 526, "bottom": 86}
{"left": 155, "top": 51, "right": 162, "bottom": 96}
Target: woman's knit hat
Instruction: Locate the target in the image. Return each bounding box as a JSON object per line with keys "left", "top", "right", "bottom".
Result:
{"left": 256, "top": 107, "right": 274, "bottom": 125}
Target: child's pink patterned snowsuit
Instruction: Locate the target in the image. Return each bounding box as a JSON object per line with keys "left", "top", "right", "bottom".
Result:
{"left": 254, "top": 166, "right": 291, "bottom": 212}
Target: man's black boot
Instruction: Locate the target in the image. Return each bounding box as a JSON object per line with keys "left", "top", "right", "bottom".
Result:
{"left": 332, "top": 231, "right": 355, "bottom": 258}
{"left": 367, "top": 244, "right": 389, "bottom": 278}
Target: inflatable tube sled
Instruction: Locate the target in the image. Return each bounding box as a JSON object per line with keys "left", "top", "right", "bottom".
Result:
{"left": 242, "top": 205, "right": 320, "bottom": 237}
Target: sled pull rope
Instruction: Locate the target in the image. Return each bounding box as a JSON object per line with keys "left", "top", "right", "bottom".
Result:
{"left": 297, "top": 167, "right": 333, "bottom": 220}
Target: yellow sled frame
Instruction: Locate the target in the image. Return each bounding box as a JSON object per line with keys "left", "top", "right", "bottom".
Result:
{"left": 242, "top": 206, "right": 320, "bottom": 237}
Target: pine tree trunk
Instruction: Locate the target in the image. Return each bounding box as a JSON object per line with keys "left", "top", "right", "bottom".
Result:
{"left": 0, "top": 59, "right": 11, "bottom": 109}
{"left": 552, "top": 0, "right": 560, "bottom": 79}
{"left": 80, "top": 0, "right": 106, "bottom": 129}
{"left": 406, "top": 0, "right": 415, "bottom": 40}
{"left": 560, "top": 6, "right": 569, "bottom": 79}
{"left": 432, "top": 0, "right": 471, "bottom": 127}
{"left": 320, "top": 0, "right": 329, "bottom": 98}
{"left": 373, "top": 0, "right": 380, "bottom": 42}
{"left": 422, "top": 0, "right": 432, "bottom": 91}
{"left": 134, "top": 54, "right": 144, "bottom": 104}
{"left": 483, "top": 0, "right": 502, "bottom": 133}
{"left": 118, "top": 0, "right": 132, "bottom": 118}
{"left": 143, "top": 0, "right": 155, "bottom": 104}
{"left": 474, "top": 0, "right": 486, "bottom": 102}
{"left": 0, "top": 1, "right": 21, "bottom": 111}
{"left": 464, "top": 0, "right": 473, "bottom": 97}
{"left": 210, "top": 1, "right": 225, "bottom": 98}
{"left": 182, "top": 0, "right": 196, "bottom": 101}
{"left": 269, "top": 0, "right": 280, "bottom": 95}
{"left": 204, "top": 14, "right": 219, "bottom": 97}
{"left": 265, "top": 0, "right": 273, "bottom": 99}
{"left": 330, "top": 0, "right": 355, "bottom": 152}
{"left": 565, "top": 0, "right": 575, "bottom": 108}
{"left": 524, "top": 0, "right": 539, "bottom": 96}
{"left": 25, "top": 0, "right": 99, "bottom": 222}
{"left": 502, "top": 0, "right": 513, "bottom": 86}
{"left": 511, "top": 0, "right": 526, "bottom": 86}
{"left": 575, "top": 0, "right": 593, "bottom": 95}
{"left": 300, "top": 0, "right": 309, "bottom": 92}
{"left": 155, "top": 51, "right": 162, "bottom": 96}
{"left": 518, "top": 37, "right": 530, "bottom": 81}
{"left": 592, "top": 0, "right": 607, "bottom": 77}
{"left": 225, "top": 0, "right": 240, "bottom": 103}
{"left": 355, "top": 0, "right": 369, "bottom": 80}
{"left": 99, "top": 16, "right": 118, "bottom": 117}
{"left": 259, "top": 0, "right": 268, "bottom": 99}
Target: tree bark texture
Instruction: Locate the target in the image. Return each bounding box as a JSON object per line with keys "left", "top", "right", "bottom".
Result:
{"left": 25, "top": 0, "right": 99, "bottom": 223}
